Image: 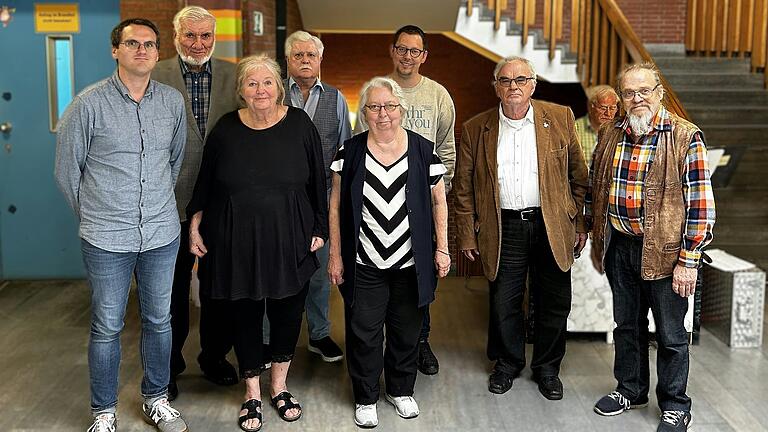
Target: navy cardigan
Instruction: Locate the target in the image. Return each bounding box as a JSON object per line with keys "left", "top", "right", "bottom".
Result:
{"left": 337, "top": 129, "right": 438, "bottom": 307}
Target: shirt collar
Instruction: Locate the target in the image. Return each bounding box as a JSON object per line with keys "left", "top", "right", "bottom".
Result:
{"left": 110, "top": 69, "right": 155, "bottom": 101}
{"left": 178, "top": 56, "right": 212, "bottom": 75}
{"left": 615, "top": 105, "right": 671, "bottom": 135}
{"left": 288, "top": 76, "right": 323, "bottom": 93}
{"left": 498, "top": 103, "right": 534, "bottom": 128}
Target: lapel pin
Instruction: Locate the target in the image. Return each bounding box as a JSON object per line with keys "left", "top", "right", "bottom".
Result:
{"left": 543, "top": 121, "right": 549, "bottom": 128}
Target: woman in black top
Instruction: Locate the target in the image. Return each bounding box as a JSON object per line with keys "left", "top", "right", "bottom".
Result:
{"left": 187, "top": 54, "right": 327, "bottom": 431}
{"left": 327, "top": 77, "right": 449, "bottom": 428}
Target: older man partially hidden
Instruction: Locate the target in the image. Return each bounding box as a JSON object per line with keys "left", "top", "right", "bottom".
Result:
{"left": 588, "top": 62, "right": 715, "bottom": 432}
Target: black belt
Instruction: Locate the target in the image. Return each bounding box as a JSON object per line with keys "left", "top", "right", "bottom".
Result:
{"left": 501, "top": 207, "right": 541, "bottom": 221}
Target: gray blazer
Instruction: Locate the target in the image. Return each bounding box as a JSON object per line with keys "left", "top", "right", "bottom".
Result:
{"left": 152, "top": 56, "right": 240, "bottom": 221}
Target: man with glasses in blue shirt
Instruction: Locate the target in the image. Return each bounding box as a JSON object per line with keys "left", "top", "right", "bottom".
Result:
{"left": 152, "top": 5, "right": 240, "bottom": 401}
{"left": 454, "top": 56, "right": 589, "bottom": 401}
{"left": 55, "top": 18, "right": 189, "bottom": 432}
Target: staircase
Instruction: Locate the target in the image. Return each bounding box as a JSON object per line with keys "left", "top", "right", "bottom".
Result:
{"left": 655, "top": 54, "right": 768, "bottom": 272}
{"left": 452, "top": 4, "right": 579, "bottom": 82}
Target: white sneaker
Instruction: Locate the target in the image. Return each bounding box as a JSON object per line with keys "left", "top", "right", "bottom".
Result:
{"left": 87, "top": 413, "right": 116, "bottom": 432}
{"left": 385, "top": 394, "right": 419, "bottom": 419}
{"left": 354, "top": 403, "right": 378, "bottom": 428}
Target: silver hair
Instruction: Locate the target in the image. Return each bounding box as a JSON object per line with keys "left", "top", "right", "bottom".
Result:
{"left": 285, "top": 30, "right": 324, "bottom": 57}
{"left": 616, "top": 61, "right": 661, "bottom": 92}
{"left": 236, "top": 54, "right": 286, "bottom": 105}
{"left": 357, "top": 77, "right": 408, "bottom": 128}
{"left": 493, "top": 56, "right": 537, "bottom": 80}
{"left": 586, "top": 84, "right": 619, "bottom": 105}
{"left": 172, "top": 6, "right": 216, "bottom": 34}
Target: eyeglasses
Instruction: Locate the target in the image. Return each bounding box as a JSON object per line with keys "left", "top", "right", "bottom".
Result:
{"left": 393, "top": 45, "right": 425, "bottom": 58}
{"left": 365, "top": 103, "right": 400, "bottom": 113}
{"left": 292, "top": 51, "right": 318, "bottom": 61}
{"left": 620, "top": 84, "right": 660, "bottom": 100}
{"left": 182, "top": 32, "right": 213, "bottom": 42}
{"left": 120, "top": 40, "right": 158, "bottom": 51}
{"left": 593, "top": 103, "right": 618, "bottom": 113}
{"left": 496, "top": 76, "right": 536, "bottom": 88}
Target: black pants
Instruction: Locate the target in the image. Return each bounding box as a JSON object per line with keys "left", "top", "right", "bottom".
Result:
{"left": 487, "top": 212, "right": 571, "bottom": 377}
{"left": 170, "top": 221, "right": 234, "bottom": 376}
{"left": 345, "top": 265, "right": 425, "bottom": 404}
{"left": 203, "top": 284, "right": 309, "bottom": 378}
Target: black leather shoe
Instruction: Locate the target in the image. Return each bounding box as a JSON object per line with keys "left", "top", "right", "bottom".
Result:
{"left": 488, "top": 370, "right": 516, "bottom": 394}
{"left": 199, "top": 358, "right": 239, "bottom": 386}
{"left": 167, "top": 375, "right": 179, "bottom": 401}
{"left": 537, "top": 375, "right": 564, "bottom": 400}
{"left": 417, "top": 341, "right": 439, "bottom": 375}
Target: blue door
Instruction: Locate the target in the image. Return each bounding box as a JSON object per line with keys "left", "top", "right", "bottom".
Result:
{"left": 0, "top": 0, "right": 119, "bottom": 278}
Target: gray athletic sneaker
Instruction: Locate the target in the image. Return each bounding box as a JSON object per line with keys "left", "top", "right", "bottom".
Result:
{"left": 142, "top": 398, "right": 188, "bottom": 432}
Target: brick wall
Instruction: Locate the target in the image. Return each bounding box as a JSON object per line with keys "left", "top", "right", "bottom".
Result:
{"left": 501, "top": 0, "right": 687, "bottom": 45}
{"left": 121, "top": 0, "right": 183, "bottom": 60}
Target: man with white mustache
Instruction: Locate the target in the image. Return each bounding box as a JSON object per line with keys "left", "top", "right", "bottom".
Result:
{"left": 588, "top": 62, "right": 715, "bottom": 432}
{"left": 152, "top": 5, "right": 240, "bottom": 400}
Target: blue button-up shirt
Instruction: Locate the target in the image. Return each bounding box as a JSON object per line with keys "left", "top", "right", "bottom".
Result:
{"left": 55, "top": 71, "right": 187, "bottom": 252}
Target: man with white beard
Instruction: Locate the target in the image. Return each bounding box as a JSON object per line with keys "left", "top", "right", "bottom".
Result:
{"left": 587, "top": 62, "right": 715, "bottom": 432}
{"left": 152, "top": 5, "right": 240, "bottom": 400}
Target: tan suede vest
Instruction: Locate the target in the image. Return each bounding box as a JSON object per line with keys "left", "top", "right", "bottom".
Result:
{"left": 591, "top": 112, "right": 699, "bottom": 280}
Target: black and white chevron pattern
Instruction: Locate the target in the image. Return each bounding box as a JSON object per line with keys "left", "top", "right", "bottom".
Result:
{"left": 357, "top": 152, "right": 415, "bottom": 269}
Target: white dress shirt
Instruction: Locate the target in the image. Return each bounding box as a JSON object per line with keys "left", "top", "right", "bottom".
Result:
{"left": 497, "top": 104, "right": 540, "bottom": 210}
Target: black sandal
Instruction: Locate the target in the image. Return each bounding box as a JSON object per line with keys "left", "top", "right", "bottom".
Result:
{"left": 238, "top": 399, "right": 263, "bottom": 432}
{"left": 271, "top": 391, "right": 302, "bottom": 422}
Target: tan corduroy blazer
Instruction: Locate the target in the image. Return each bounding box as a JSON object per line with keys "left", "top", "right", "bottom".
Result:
{"left": 454, "top": 100, "right": 589, "bottom": 281}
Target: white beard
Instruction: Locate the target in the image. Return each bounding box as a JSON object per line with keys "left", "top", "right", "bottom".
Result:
{"left": 174, "top": 40, "right": 215, "bottom": 67}
{"left": 627, "top": 111, "right": 653, "bottom": 136}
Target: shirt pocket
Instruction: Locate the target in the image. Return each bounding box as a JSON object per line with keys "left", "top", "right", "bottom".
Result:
{"left": 152, "top": 118, "right": 175, "bottom": 150}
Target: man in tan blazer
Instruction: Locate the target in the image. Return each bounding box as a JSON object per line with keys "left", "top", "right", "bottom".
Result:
{"left": 454, "top": 56, "right": 588, "bottom": 400}
{"left": 151, "top": 5, "right": 240, "bottom": 400}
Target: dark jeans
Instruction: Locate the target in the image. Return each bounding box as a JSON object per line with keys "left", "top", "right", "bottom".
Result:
{"left": 202, "top": 284, "right": 309, "bottom": 378}
{"left": 345, "top": 265, "right": 425, "bottom": 404}
{"left": 605, "top": 229, "right": 691, "bottom": 412}
{"left": 487, "top": 212, "right": 571, "bottom": 377}
{"left": 169, "top": 221, "right": 234, "bottom": 376}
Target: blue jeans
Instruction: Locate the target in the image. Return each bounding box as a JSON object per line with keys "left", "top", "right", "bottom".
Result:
{"left": 264, "top": 244, "right": 331, "bottom": 343}
{"left": 81, "top": 237, "right": 179, "bottom": 414}
{"left": 604, "top": 230, "right": 691, "bottom": 412}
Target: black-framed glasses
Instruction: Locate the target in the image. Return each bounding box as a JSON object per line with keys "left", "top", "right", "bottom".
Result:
{"left": 496, "top": 76, "right": 535, "bottom": 88}
{"left": 121, "top": 39, "right": 158, "bottom": 51}
{"left": 393, "top": 45, "right": 425, "bottom": 58}
{"left": 365, "top": 103, "right": 400, "bottom": 113}
{"left": 621, "top": 84, "right": 660, "bottom": 100}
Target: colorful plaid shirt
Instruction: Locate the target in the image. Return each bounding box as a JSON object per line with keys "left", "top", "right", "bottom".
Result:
{"left": 574, "top": 115, "right": 597, "bottom": 166}
{"left": 179, "top": 57, "right": 212, "bottom": 137}
{"left": 587, "top": 106, "right": 715, "bottom": 267}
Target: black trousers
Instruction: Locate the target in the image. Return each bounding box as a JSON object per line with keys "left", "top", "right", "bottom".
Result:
{"left": 170, "top": 221, "right": 234, "bottom": 376}
{"left": 345, "top": 265, "right": 426, "bottom": 404}
{"left": 487, "top": 212, "right": 572, "bottom": 377}
{"left": 203, "top": 284, "right": 309, "bottom": 378}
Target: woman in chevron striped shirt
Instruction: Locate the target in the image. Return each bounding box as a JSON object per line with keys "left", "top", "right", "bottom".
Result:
{"left": 327, "top": 76, "right": 449, "bottom": 428}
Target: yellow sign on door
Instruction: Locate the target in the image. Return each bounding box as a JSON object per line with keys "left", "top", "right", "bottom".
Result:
{"left": 35, "top": 3, "right": 79, "bottom": 33}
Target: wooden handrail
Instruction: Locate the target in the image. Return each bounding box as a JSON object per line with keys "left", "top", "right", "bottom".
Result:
{"left": 686, "top": 0, "right": 768, "bottom": 88}
{"left": 575, "top": 0, "right": 690, "bottom": 119}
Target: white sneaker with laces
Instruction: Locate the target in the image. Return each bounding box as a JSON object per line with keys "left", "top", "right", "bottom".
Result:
{"left": 142, "top": 397, "right": 188, "bottom": 432}
{"left": 87, "top": 413, "right": 116, "bottom": 432}
{"left": 385, "top": 394, "right": 420, "bottom": 419}
{"left": 354, "top": 403, "right": 378, "bottom": 428}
